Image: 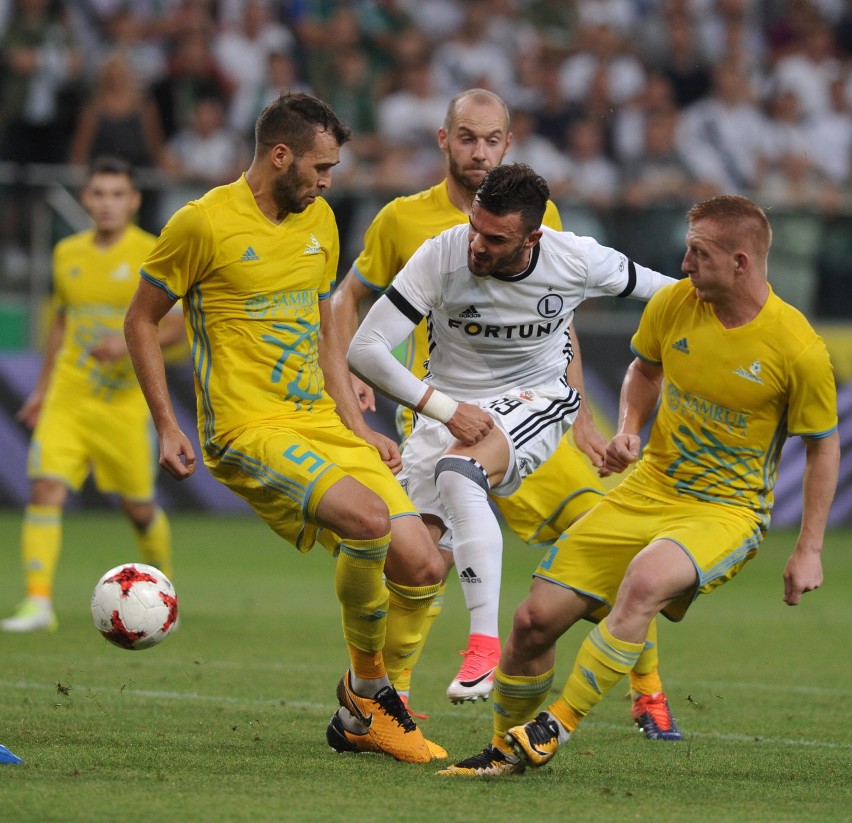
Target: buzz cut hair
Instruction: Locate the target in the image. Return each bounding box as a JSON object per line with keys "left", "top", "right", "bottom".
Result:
{"left": 444, "top": 88, "right": 510, "bottom": 132}
{"left": 255, "top": 92, "right": 352, "bottom": 157}
{"left": 687, "top": 194, "right": 772, "bottom": 258}
{"left": 474, "top": 163, "right": 550, "bottom": 233}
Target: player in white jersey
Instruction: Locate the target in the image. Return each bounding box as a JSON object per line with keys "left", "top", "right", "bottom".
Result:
{"left": 349, "top": 164, "right": 677, "bottom": 694}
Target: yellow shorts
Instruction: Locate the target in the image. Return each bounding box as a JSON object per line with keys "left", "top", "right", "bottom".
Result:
{"left": 493, "top": 435, "right": 605, "bottom": 547}
{"left": 28, "top": 391, "right": 156, "bottom": 501}
{"left": 206, "top": 414, "right": 417, "bottom": 553}
{"left": 534, "top": 476, "right": 764, "bottom": 621}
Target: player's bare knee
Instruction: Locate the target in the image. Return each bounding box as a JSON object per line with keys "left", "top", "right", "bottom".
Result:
{"left": 386, "top": 534, "right": 444, "bottom": 585}
{"left": 344, "top": 499, "right": 391, "bottom": 541}
{"left": 512, "top": 599, "right": 552, "bottom": 646}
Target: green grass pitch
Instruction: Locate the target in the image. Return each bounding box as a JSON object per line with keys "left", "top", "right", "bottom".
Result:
{"left": 0, "top": 510, "right": 849, "bottom": 822}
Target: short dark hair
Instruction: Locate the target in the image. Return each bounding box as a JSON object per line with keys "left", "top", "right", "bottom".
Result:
{"left": 88, "top": 155, "right": 136, "bottom": 185}
{"left": 474, "top": 163, "right": 550, "bottom": 232}
{"left": 255, "top": 92, "right": 352, "bottom": 156}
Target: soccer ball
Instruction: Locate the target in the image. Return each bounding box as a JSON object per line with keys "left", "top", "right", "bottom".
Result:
{"left": 91, "top": 563, "right": 178, "bottom": 650}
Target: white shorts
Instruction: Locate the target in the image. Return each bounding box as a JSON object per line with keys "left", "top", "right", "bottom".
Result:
{"left": 398, "top": 381, "right": 580, "bottom": 526}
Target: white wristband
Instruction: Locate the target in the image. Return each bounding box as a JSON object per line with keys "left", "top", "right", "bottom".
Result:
{"left": 419, "top": 389, "right": 458, "bottom": 423}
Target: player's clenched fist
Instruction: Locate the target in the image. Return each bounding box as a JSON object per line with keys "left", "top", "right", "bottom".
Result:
{"left": 445, "top": 403, "right": 494, "bottom": 446}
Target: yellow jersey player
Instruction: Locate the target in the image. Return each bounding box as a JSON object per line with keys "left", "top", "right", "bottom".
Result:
{"left": 1, "top": 156, "right": 184, "bottom": 634}
{"left": 441, "top": 195, "right": 839, "bottom": 777}
{"left": 124, "top": 93, "right": 447, "bottom": 764}
{"left": 331, "top": 88, "right": 681, "bottom": 741}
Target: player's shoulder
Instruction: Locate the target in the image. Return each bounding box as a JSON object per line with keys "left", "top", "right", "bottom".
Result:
{"left": 54, "top": 228, "right": 94, "bottom": 256}
{"left": 765, "top": 288, "right": 821, "bottom": 343}
{"left": 537, "top": 225, "right": 600, "bottom": 258}
{"left": 376, "top": 181, "right": 449, "bottom": 222}
{"left": 124, "top": 223, "right": 158, "bottom": 249}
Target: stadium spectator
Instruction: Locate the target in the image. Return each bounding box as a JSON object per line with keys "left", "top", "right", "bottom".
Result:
{"left": 429, "top": 0, "right": 517, "bottom": 99}
{"left": 804, "top": 73, "right": 852, "bottom": 186}
{"left": 1, "top": 156, "right": 183, "bottom": 634}
{"left": 0, "top": 0, "right": 83, "bottom": 163}
{"left": 376, "top": 59, "right": 446, "bottom": 160}
{"left": 619, "top": 107, "right": 710, "bottom": 275}
{"left": 612, "top": 71, "right": 679, "bottom": 163}
{"left": 621, "top": 109, "right": 702, "bottom": 209}
{"left": 503, "top": 105, "right": 574, "bottom": 197}
{"left": 647, "top": 8, "right": 712, "bottom": 108}
{"left": 150, "top": 29, "right": 233, "bottom": 140}
{"left": 355, "top": 0, "right": 414, "bottom": 74}
{"left": 0, "top": 0, "right": 84, "bottom": 281}
{"left": 675, "top": 62, "right": 765, "bottom": 193}
{"left": 557, "top": 19, "right": 646, "bottom": 111}
{"left": 124, "top": 92, "right": 447, "bottom": 765}
{"left": 332, "top": 91, "right": 684, "bottom": 744}
{"left": 440, "top": 193, "right": 839, "bottom": 777}
{"left": 241, "top": 49, "right": 314, "bottom": 146}
{"left": 771, "top": 15, "right": 843, "bottom": 119}
{"left": 563, "top": 116, "right": 620, "bottom": 215}
{"left": 210, "top": 0, "right": 296, "bottom": 136}
{"left": 157, "top": 94, "right": 250, "bottom": 226}
{"left": 68, "top": 49, "right": 165, "bottom": 170}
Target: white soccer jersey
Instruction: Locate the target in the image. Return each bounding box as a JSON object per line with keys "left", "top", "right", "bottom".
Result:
{"left": 350, "top": 223, "right": 675, "bottom": 405}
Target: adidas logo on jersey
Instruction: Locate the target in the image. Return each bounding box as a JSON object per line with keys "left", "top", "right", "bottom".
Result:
{"left": 459, "top": 305, "right": 481, "bottom": 318}
{"left": 672, "top": 337, "right": 690, "bottom": 354}
{"left": 304, "top": 234, "right": 321, "bottom": 255}
{"left": 459, "top": 567, "right": 481, "bottom": 584}
{"left": 241, "top": 246, "right": 260, "bottom": 262}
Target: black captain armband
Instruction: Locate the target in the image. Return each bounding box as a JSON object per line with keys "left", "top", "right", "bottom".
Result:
{"left": 618, "top": 260, "right": 637, "bottom": 298}
{"left": 386, "top": 286, "right": 425, "bottom": 325}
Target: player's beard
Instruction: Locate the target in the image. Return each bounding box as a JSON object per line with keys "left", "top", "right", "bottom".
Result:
{"left": 447, "top": 151, "right": 491, "bottom": 195}
{"left": 467, "top": 240, "right": 529, "bottom": 278}
{"left": 272, "top": 162, "right": 315, "bottom": 218}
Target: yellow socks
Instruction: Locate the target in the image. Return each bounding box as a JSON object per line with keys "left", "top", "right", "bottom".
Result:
{"left": 335, "top": 533, "right": 390, "bottom": 654}
{"left": 383, "top": 579, "right": 442, "bottom": 686}
{"left": 556, "top": 619, "right": 644, "bottom": 727}
{"left": 21, "top": 504, "right": 62, "bottom": 599}
{"left": 490, "top": 666, "right": 554, "bottom": 753}
{"left": 629, "top": 618, "right": 663, "bottom": 697}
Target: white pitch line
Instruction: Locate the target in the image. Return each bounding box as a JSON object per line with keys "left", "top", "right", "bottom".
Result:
{"left": 2, "top": 679, "right": 849, "bottom": 751}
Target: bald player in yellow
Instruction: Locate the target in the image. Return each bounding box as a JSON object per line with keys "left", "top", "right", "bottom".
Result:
{"left": 331, "top": 88, "right": 681, "bottom": 740}
{"left": 1, "top": 156, "right": 183, "bottom": 634}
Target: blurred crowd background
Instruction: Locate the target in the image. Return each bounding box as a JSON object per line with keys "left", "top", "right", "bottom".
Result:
{"left": 0, "top": 0, "right": 850, "bottom": 521}
{"left": 2, "top": 0, "right": 852, "bottom": 338}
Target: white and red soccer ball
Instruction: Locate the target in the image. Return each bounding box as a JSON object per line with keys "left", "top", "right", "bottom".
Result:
{"left": 91, "top": 563, "right": 178, "bottom": 650}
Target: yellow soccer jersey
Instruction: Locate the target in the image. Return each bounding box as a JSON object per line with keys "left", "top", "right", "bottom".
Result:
{"left": 51, "top": 224, "right": 157, "bottom": 400}
{"left": 141, "top": 175, "right": 340, "bottom": 452}
{"left": 352, "top": 179, "right": 562, "bottom": 426}
{"left": 630, "top": 278, "right": 837, "bottom": 519}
